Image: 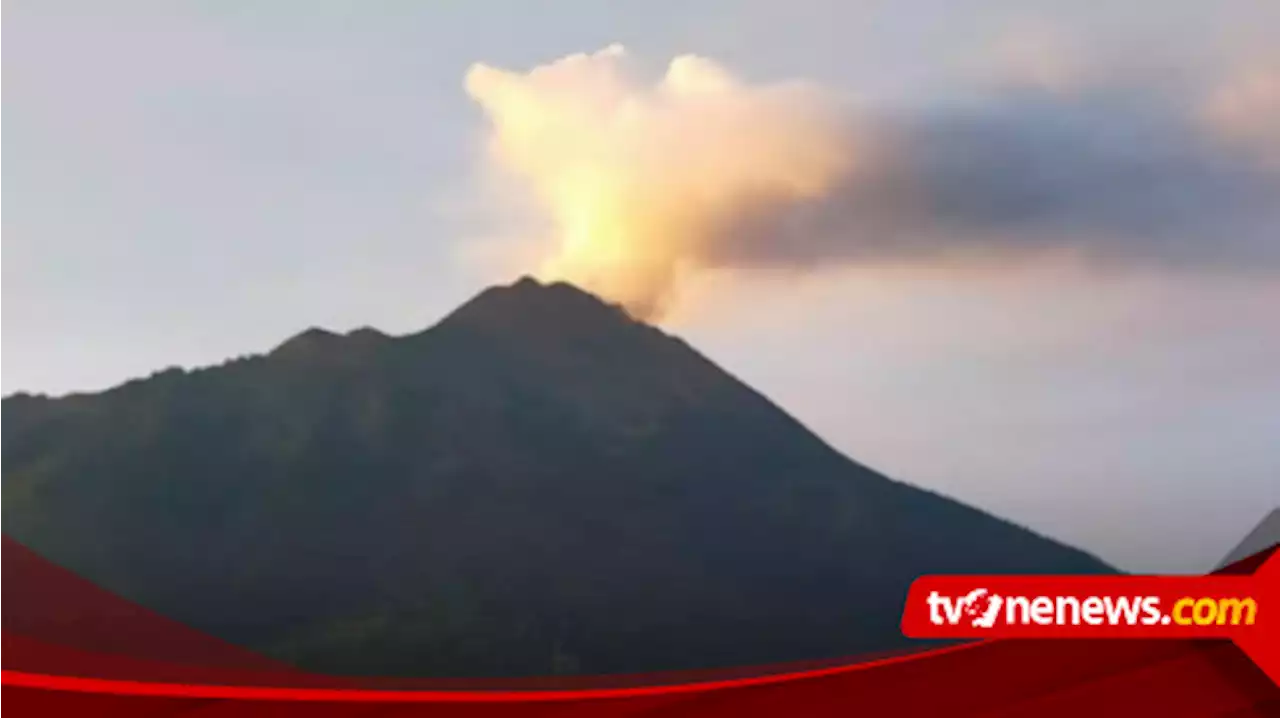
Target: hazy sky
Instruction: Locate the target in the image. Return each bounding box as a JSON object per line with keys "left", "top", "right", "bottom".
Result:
{"left": 5, "top": 0, "right": 1278, "bottom": 573}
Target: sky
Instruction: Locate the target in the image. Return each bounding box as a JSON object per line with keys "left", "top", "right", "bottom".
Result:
{"left": 4, "top": 0, "right": 1278, "bottom": 573}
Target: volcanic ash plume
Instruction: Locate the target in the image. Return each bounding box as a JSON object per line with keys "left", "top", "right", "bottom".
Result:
{"left": 465, "top": 46, "right": 1280, "bottom": 320}
{"left": 464, "top": 45, "right": 855, "bottom": 319}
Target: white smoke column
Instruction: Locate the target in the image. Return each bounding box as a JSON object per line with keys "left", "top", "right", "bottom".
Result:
{"left": 465, "top": 45, "right": 854, "bottom": 319}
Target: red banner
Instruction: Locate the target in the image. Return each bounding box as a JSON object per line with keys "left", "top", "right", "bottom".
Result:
{"left": 4, "top": 539, "right": 1277, "bottom": 715}
{"left": 901, "top": 550, "right": 1279, "bottom": 682}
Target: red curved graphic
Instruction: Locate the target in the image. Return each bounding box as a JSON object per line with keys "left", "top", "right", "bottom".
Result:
{"left": 4, "top": 538, "right": 1277, "bottom": 716}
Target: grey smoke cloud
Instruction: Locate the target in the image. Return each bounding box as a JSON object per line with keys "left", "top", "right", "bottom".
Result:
{"left": 722, "top": 87, "right": 1280, "bottom": 271}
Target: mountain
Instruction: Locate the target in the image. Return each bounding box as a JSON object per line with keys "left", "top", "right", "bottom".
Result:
{"left": 0, "top": 535, "right": 321, "bottom": 685}
{"left": 2, "top": 277, "right": 1112, "bottom": 677}
{"left": 1218, "top": 509, "right": 1280, "bottom": 570}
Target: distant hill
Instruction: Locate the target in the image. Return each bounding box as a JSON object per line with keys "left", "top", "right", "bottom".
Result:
{"left": 2, "top": 277, "right": 1112, "bottom": 677}
{"left": 1218, "top": 509, "right": 1280, "bottom": 570}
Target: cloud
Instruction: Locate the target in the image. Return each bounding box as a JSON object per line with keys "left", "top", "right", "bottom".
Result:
{"left": 978, "top": 22, "right": 1089, "bottom": 92}
{"left": 1202, "top": 61, "right": 1280, "bottom": 166}
{"left": 465, "top": 45, "right": 1280, "bottom": 319}
{"left": 465, "top": 45, "right": 852, "bottom": 318}
{"left": 726, "top": 88, "right": 1280, "bottom": 270}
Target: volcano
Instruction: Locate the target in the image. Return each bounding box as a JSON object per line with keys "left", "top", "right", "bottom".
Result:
{"left": 1, "top": 277, "right": 1111, "bottom": 677}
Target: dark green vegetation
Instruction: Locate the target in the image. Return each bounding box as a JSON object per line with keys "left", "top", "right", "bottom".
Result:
{"left": 3, "top": 278, "right": 1112, "bottom": 677}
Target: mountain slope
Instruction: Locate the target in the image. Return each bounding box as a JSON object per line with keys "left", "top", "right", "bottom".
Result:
{"left": 2, "top": 277, "right": 1112, "bottom": 677}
